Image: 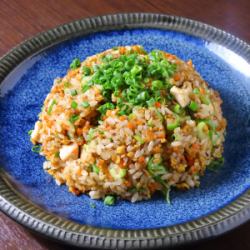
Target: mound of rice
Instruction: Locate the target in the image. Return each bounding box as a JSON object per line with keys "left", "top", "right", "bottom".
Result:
{"left": 30, "top": 45, "right": 226, "bottom": 203}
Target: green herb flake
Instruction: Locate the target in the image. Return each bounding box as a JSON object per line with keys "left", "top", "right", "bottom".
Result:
{"left": 193, "top": 88, "right": 200, "bottom": 94}
{"left": 70, "top": 89, "right": 78, "bottom": 96}
{"left": 82, "top": 65, "right": 91, "bottom": 76}
{"left": 92, "top": 164, "right": 100, "bottom": 174}
{"left": 69, "top": 114, "right": 80, "bottom": 123}
{"left": 54, "top": 151, "right": 60, "bottom": 158}
{"left": 207, "top": 157, "right": 224, "bottom": 172}
{"left": 104, "top": 195, "right": 115, "bottom": 206}
{"left": 47, "top": 100, "right": 57, "bottom": 115}
{"left": 188, "top": 101, "right": 199, "bottom": 112}
{"left": 134, "top": 134, "right": 145, "bottom": 145}
{"left": 167, "top": 121, "right": 179, "bottom": 131}
{"left": 81, "top": 101, "right": 90, "bottom": 108}
{"left": 86, "top": 128, "right": 95, "bottom": 142}
{"left": 28, "top": 130, "right": 33, "bottom": 136}
{"left": 71, "top": 101, "right": 78, "bottom": 109}
{"left": 81, "top": 84, "right": 91, "bottom": 93}
{"left": 70, "top": 58, "right": 81, "bottom": 69}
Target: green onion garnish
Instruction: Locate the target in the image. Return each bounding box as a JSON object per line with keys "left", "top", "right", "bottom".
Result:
{"left": 104, "top": 195, "right": 115, "bottom": 206}
{"left": 82, "top": 66, "right": 91, "bottom": 76}
{"left": 71, "top": 101, "right": 78, "bottom": 109}
{"left": 81, "top": 101, "right": 90, "bottom": 108}
{"left": 70, "top": 89, "right": 78, "bottom": 96}
{"left": 70, "top": 58, "right": 81, "bottom": 69}
{"left": 64, "top": 82, "right": 71, "bottom": 88}
{"left": 193, "top": 88, "right": 200, "bottom": 94}
{"left": 86, "top": 128, "right": 95, "bottom": 142}
{"left": 173, "top": 104, "right": 181, "bottom": 114}
{"left": 188, "top": 101, "right": 199, "bottom": 112}
{"left": 48, "top": 100, "right": 57, "bottom": 115}
{"left": 69, "top": 114, "right": 80, "bottom": 123}
{"left": 207, "top": 157, "right": 224, "bottom": 172}
{"left": 28, "top": 130, "right": 33, "bottom": 136}
{"left": 54, "top": 152, "right": 60, "bottom": 158}
{"left": 92, "top": 164, "right": 100, "bottom": 174}
{"left": 134, "top": 134, "right": 145, "bottom": 145}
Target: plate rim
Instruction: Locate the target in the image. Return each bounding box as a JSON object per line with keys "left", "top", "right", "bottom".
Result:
{"left": 0, "top": 13, "right": 250, "bottom": 249}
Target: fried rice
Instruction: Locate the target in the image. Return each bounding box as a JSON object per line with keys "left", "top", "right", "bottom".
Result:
{"left": 30, "top": 45, "right": 226, "bottom": 204}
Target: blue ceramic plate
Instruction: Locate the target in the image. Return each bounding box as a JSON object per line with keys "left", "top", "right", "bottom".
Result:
{"left": 0, "top": 14, "right": 249, "bottom": 249}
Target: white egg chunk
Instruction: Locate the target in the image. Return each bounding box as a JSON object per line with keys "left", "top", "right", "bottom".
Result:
{"left": 31, "top": 121, "right": 42, "bottom": 143}
{"left": 170, "top": 81, "right": 192, "bottom": 108}
{"left": 59, "top": 143, "right": 79, "bottom": 161}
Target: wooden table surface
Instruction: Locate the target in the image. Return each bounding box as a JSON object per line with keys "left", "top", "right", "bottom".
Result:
{"left": 0, "top": 0, "right": 249, "bottom": 249}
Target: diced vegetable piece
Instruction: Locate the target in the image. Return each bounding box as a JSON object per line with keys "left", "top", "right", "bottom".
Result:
{"left": 81, "top": 101, "right": 90, "bottom": 108}
{"left": 134, "top": 134, "right": 145, "bottom": 144}
{"left": 197, "top": 121, "right": 208, "bottom": 139}
{"left": 82, "top": 66, "right": 91, "bottom": 76}
{"left": 70, "top": 58, "right": 81, "bottom": 69}
{"left": 48, "top": 100, "right": 57, "bottom": 115}
{"left": 69, "top": 114, "right": 80, "bottom": 123}
{"left": 173, "top": 104, "right": 182, "bottom": 114}
{"left": 207, "top": 157, "right": 224, "bottom": 171}
{"left": 104, "top": 195, "right": 115, "bottom": 206}
{"left": 71, "top": 101, "right": 78, "bottom": 109}
{"left": 71, "top": 89, "right": 78, "bottom": 96}
{"left": 188, "top": 101, "right": 199, "bottom": 112}
{"left": 110, "top": 166, "right": 127, "bottom": 179}
{"left": 201, "top": 95, "right": 210, "bottom": 105}
{"left": 92, "top": 164, "right": 100, "bottom": 174}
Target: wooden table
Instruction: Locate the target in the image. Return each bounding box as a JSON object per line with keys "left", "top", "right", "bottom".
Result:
{"left": 0, "top": 1, "right": 249, "bottom": 249}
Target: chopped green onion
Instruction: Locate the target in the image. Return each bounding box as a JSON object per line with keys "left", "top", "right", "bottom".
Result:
{"left": 54, "top": 151, "right": 60, "bottom": 158}
{"left": 86, "top": 128, "right": 95, "bottom": 142}
{"left": 81, "top": 101, "right": 90, "bottom": 108}
{"left": 98, "top": 102, "right": 115, "bottom": 115}
{"left": 188, "top": 101, "right": 199, "bottom": 112}
{"left": 64, "top": 82, "right": 71, "bottom": 88}
{"left": 28, "top": 130, "right": 33, "bottom": 136}
{"left": 147, "top": 157, "right": 167, "bottom": 176}
{"left": 71, "top": 101, "right": 78, "bottom": 109}
{"left": 173, "top": 104, "right": 182, "bottom": 114}
{"left": 207, "top": 157, "right": 224, "bottom": 171}
{"left": 69, "top": 114, "right": 80, "bottom": 123}
{"left": 146, "top": 98, "right": 156, "bottom": 107}
{"left": 104, "top": 195, "right": 115, "bottom": 206}
{"left": 70, "top": 58, "right": 81, "bottom": 69}
{"left": 70, "top": 89, "right": 78, "bottom": 96}
{"left": 201, "top": 95, "right": 210, "bottom": 105}
{"left": 167, "top": 121, "right": 179, "bottom": 130}
{"left": 92, "top": 164, "right": 100, "bottom": 174}
{"left": 165, "top": 186, "right": 171, "bottom": 204}
{"left": 151, "top": 80, "right": 163, "bottom": 91}
{"left": 134, "top": 134, "right": 145, "bottom": 145}
{"left": 197, "top": 121, "right": 207, "bottom": 139}
{"left": 82, "top": 66, "right": 91, "bottom": 76}
{"left": 48, "top": 100, "right": 57, "bottom": 115}
{"left": 31, "top": 145, "right": 41, "bottom": 153}
{"left": 193, "top": 88, "right": 200, "bottom": 94}
{"left": 110, "top": 166, "right": 127, "bottom": 179}
{"left": 81, "top": 84, "right": 91, "bottom": 93}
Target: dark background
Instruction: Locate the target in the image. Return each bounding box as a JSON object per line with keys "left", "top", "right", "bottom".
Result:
{"left": 0, "top": 0, "right": 249, "bottom": 249}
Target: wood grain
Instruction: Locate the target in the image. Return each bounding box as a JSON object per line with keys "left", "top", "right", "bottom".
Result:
{"left": 0, "top": 1, "right": 249, "bottom": 249}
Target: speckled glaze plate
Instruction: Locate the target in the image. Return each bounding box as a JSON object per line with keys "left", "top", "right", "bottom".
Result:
{"left": 0, "top": 13, "right": 249, "bottom": 249}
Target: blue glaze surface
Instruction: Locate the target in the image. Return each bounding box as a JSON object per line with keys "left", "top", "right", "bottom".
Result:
{"left": 0, "top": 29, "right": 249, "bottom": 230}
